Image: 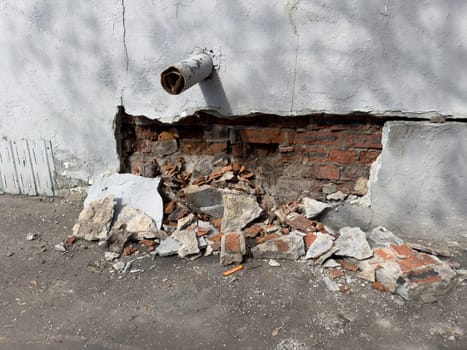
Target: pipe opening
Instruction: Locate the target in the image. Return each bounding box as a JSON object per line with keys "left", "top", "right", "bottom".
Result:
{"left": 161, "top": 67, "right": 186, "bottom": 95}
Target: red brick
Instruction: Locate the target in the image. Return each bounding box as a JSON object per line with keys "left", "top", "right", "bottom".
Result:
{"left": 301, "top": 146, "right": 329, "bottom": 162}
{"left": 225, "top": 233, "right": 241, "bottom": 253}
{"left": 244, "top": 225, "right": 263, "bottom": 238}
{"left": 304, "top": 233, "right": 317, "bottom": 249}
{"left": 329, "top": 149, "right": 357, "bottom": 164}
{"left": 293, "top": 130, "right": 341, "bottom": 146}
{"left": 239, "top": 128, "right": 287, "bottom": 144}
{"left": 359, "top": 150, "right": 381, "bottom": 164}
{"left": 390, "top": 244, "right": 416, "bottom": 259}
{"left": 280, "top": 152, "right": 304, "bottom": 162}
{"left": 343, "top": 133, "right": 382, "bottom": 149}
{"left": 256, "top": 233, "right": 280, "bottom": 244}
{"left": 180, "top": 141, "right": 227, "bottom": 155}
{"left": 314, "top": 165, "right": 340, "bottom": 180}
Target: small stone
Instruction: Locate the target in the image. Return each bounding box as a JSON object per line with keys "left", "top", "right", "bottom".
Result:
{"left": 305, "top": 233, "right": 334, "bottom": 259}
{"left": 335, "top": 227, "right": 373, "bottom": 260}
{"left": 26, "top": 233, "right": 39, "bottom": 241}
{"left": 54, "top": 243, "right": 66, "bottom": 252}
{"left": 113, "top": 206, "right": 164, "bottom": 240}
{"left": 302, "top": 198, "right": 331, "bottom": 219}
{"left": 268, "top": 259, "right": 281, "bottom": 267}
{"left": 152, "top": 139, "right": 178, "bottom": 157}
{"left": 184, "top": 185, "right": 223, "bottom": 217}
{"left": 323, "top": 259, "right": 340, "bottom": 268}
{"left": 367, "top": 226, "right": 404, "bottom": 248}
{"left": 420, "top": 293, "right": 438, "bottom": 304}
{"left": 155, "top": 237, "right": 181, "bottom": 257}
{"left": 322, "top": 183, "right": 337, "bottom": 195}
{"left": 177, "top": 213, "right": 196, "bottom": 231}
{"left": 323, "top": 276, "right": 340, "bottom": 292}
{"left": 172, "top": 229, "right": 200, "bottom": 258}
{"left": 104, "top": 251, "right": 119, "bottom": 261}
{"left": 112, "top": 261, "right": 126, "bottom": 272}
{"left": 220, "top": 232, "right": 246, "bottom": 265}
{"left": 353, "top": 177, "right": 368, "bottom": 195}
{"left": 6, "top": 252, "right": 14, "bottom": 257}
{"left": 356, "top": 261, "right": 376, "bottom": 282}
{"left": 251, "top": 233, "right": 305, "bottom": 260}
{"left": 326, "top": 191, "right": 347, "bottom": 201}
{"left": 222, "top": 192, "right": 263, "bottom": 233}
{"left": 72, "top": 195, "right": 115, "bottom": 241}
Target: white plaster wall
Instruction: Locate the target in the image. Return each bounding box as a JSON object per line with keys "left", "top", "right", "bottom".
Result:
{"left": 1, "top": 0, "right": 467, "bottom": 182}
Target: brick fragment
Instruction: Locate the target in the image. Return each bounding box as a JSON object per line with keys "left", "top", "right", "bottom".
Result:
{"left": 286, "top": 212, "right": 315, "bottom": 233}
{"left": 372, "top": 281, "right": 388, "bottom": 292}
{"left": 390, "top": 244, "right": 416, "bottom": 259}
{"left": 329, "top": 268, "right": 344, "bottom": 279}
{"left": 304, "top": 233, "right": 317, "bottom": 249}
{"left": 374, "top": 247, "right": 396, "bottom": 260}
{"left": 339, "top": 259, "right": 359, "bottom": 272}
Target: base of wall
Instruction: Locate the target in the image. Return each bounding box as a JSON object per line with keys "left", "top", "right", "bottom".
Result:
{"left": 115, "top": 109, "right": 384, "bottom": 202}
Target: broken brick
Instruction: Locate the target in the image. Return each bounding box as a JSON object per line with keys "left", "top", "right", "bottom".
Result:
{"left": 64, "top": 235, "right": 77, "bottom": 248}
{"left": 252, "top": 233, "right": 305, "bottom": 260}
{"left": 196, "top": 227, "right": 210, "bottom": 237}
{"left": 372, "top": 281, "right": 388, "bottom": 292}
{"left": 285, "top": 212, "right": 315, "bottom": 233}
{"left": 220, "top": 232, "right": 246, "bottom": 265}
{"left": 164, "top": 200, "right": 176, "bottom": 215}
{"left": 329, "top": 268, "right": 344, "bottom": 279}
{"left": 339, "top": 284, "right": 352, "bottom": 293}
{"left": 374, "top": 247, "right": 396, "bottom": 260}
{"left": 256, "top": 233, "right": 280, "bottom": 244}
{"left": 244, "top": 225, "right": 263, "bottom": 238}
{"left": 397, "top": 253, "right": 437, "bottom": 272}
{"left": 339, "top": 259, "right": 359, "bottom": 272}
{"left": 390, "top": 244, "right": 416, "bottom": 259}
{"left": 141, "top": 239, "right": 156, "bottom": 248}
{"left": 124, "top": 245, "right": 138, "bottom": 256}
{"left": 304, "top": 233, "right": 317, "bottom": 249}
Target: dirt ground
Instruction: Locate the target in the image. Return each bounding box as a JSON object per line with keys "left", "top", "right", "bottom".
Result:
{"left": 0, "top": 195, "right": 466, "bottom": 350}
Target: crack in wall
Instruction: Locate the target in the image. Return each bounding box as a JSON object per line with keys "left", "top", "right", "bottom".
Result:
{"left": 288, "top": 0, "right": 300, "bottom": 112}
{"left": 121, "top": 0, "right": 129, "bottom": 72}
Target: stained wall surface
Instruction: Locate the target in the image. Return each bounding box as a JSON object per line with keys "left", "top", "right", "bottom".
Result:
{"left": 1, "top": 0, "right": 467, "bottom": 182}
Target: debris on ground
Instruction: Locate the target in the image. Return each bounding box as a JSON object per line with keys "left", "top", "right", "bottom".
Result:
{"left": 65, "top": 157, "right": 460, "bottom": 302}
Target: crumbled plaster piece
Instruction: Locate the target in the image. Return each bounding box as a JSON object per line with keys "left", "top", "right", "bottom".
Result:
{"left": 84, "top": 174, "right": 163, "bottom": 229}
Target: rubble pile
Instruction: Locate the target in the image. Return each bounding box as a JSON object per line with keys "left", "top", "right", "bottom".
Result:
{"left": 64, "top": 155, "right": 460, "bottom": 301}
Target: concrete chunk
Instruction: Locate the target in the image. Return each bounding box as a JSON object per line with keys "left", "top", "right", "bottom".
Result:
{"left": 72, "top": 195, "right": 115, "bottom": 241}
{"left": 172, "top": 229, "right": 200, "bottom": 258}
{"left": 155, "top": 237, "right": 181, "bottom": 257}
{"left": 222, "top": 192, "right": 263, "bottom": 233}
{"left": 251, "top": 233, "right": 305, "bottom": 260}
{"left": 305, "top": 233, "right": 334, "bottom": 259}
{"left": 335, "top": 227, "right": 373, "bottom": 260}
{"left": 220, "top": 232, "right": 246, "bottom": 265}
{"left": 302, "top": 198, "right": 331, "bottom": 218}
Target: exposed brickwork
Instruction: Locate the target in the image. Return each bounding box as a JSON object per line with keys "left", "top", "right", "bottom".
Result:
{"left": 115, "top": 110, "right": 384, "bottom": 201}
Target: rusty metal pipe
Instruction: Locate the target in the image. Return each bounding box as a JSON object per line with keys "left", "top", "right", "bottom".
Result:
{"left": 160, "top": 53, "right": 214, "bottom": 95}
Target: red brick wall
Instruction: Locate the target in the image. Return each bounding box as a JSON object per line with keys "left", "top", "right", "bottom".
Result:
{"left": 116, "top": 111, "right": 383, "bottom": 201}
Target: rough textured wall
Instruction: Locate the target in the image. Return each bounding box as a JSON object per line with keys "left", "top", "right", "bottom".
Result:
{"left": 1, "top": 0, "right": 467, "bottom": 183}
{"left": 369, "top": 121, "right": 467, "bottom": 238}
{"left": 117, "top": 111, "right": 383, "bottom": 202}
